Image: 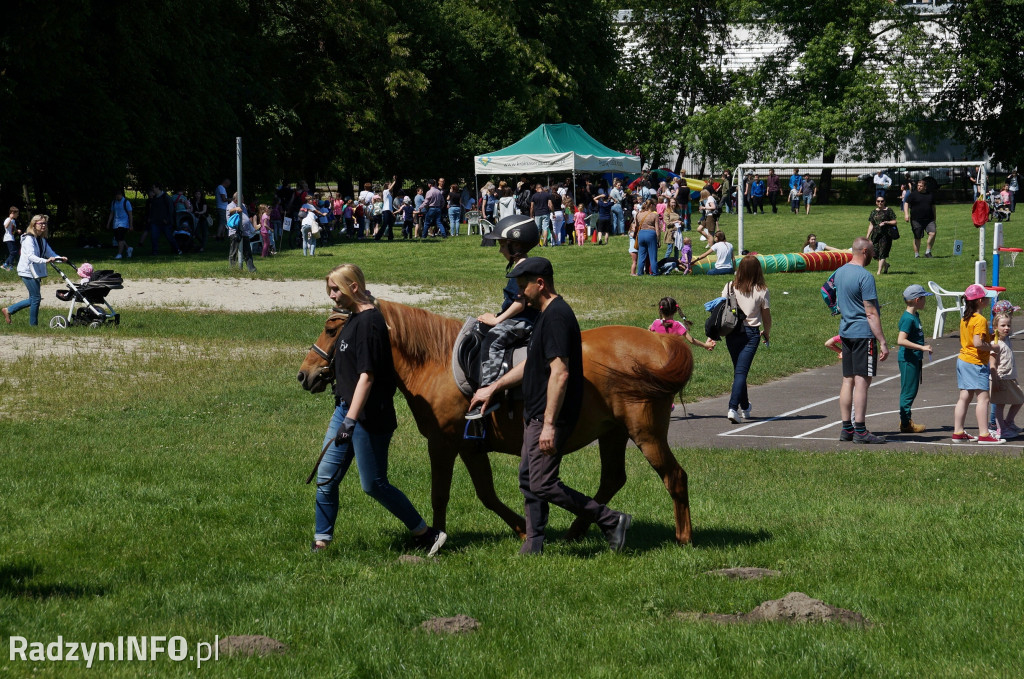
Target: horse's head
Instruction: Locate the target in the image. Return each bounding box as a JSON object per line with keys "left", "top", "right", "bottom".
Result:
{"left": 297, "top": 307, "right": 351, "bottom": 393}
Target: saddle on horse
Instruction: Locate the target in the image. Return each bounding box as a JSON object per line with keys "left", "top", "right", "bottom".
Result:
{"left": 451, "top": 318, "right": 528, "bottom": 398}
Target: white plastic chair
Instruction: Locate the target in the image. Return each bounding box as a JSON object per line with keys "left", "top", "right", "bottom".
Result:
{"left": 928, "top": 281, "right": 964, "bottom": 339}
{"left": 465, "top": 210, "right": 482, "bottom": 235}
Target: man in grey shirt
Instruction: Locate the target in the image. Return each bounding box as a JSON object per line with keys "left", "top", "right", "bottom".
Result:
{"left": 834, "top": 237, "right": 890, "bottom": 443}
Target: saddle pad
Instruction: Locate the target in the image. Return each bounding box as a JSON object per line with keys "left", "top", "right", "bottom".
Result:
{"left": 451, "top": 318, "right": 527, "bottom": 397}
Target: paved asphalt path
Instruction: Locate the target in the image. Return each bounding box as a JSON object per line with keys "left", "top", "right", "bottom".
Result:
{"left": 669, "top": 331, "right": 1023, "bottom": 457}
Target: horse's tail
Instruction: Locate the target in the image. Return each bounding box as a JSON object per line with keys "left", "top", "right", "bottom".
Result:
{"left": 593, "top": 335, "right": 693, "bottom": 402}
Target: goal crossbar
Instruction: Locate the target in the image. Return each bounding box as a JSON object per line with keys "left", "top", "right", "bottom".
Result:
{"left": 733, "top": 161, "right": 987, "bottom": 254}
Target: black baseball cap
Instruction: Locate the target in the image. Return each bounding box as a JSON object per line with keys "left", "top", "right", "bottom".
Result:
{"left": 507, "top": 256, "right": 553, "bottom": 279}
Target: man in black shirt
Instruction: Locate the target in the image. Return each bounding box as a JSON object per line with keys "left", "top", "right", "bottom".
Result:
{"left": 469, "top": 257, "right": 631, "bottom": 554}
{"left": 903, "top": 179, "right": 937, "bottom": 258}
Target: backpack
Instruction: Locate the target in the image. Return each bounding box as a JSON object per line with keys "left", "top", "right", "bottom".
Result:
{"left": 821, "top": 270, "right": 840, "bottom": 316}
{"left": 704, "top": 283, "right": 744, "bottom": 341}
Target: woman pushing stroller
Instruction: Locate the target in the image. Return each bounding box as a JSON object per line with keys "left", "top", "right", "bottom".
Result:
{"left": 3, "top": 214, "right": 67, "bottom": 325}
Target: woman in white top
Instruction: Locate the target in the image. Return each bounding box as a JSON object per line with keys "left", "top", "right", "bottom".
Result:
{"left": 802, "top": 233, "right": 843, "bottom": 254}
{"left": 3, "top": 214, "right": 67, "bottom": 325}
{"left": 723, "top": 255, "right": 771, "bottom": 423}
{"left": 692, "top": 230, "right": 734, "bottom": 275}
{"left": 496, "top": 187, "right": 516, "bottom": 222}
{"left": 3, "top": 206, "right": 18, "bottom": 270}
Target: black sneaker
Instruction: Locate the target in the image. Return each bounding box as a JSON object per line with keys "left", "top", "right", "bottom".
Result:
{"left": 413, "top": 527, "right": 447, "bottom": 557}
{"left": 603, "top": 513, "right": 632, "bottom": 552}
{"left": 839, "top": 428, "right": 854, "bottom": 442}
{"left": 852, "top": 430, "right": 886, "bottom": 444}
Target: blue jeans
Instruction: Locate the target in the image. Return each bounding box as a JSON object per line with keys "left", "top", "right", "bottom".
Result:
{"left": 8, "top": 276, "right": 42, "bottom": 325}
{"left": 706, "top": 266, "right": 734, "bottom": 275}
{"left": 636, "top": 229, "right": 659, "bottom": 275}
{"left": 725, "top": 325, "right": 761, "bottom": 410}
{"left": 448, "top": 207, "right": 461, "bottom": 236}
{"left": 611, "top": 204, "right": 625, "bottom": 235}
{"left": 6, "top": 240, "right": 19, "bottom": 268}
{"left": 301, "top": 224, "right": 316, "bottom": 256}
{"left": 424, "top": 207, "right": 443, "bottom": 236}
{"left": 314, "top": 403, "right": 426, "bottom": 542}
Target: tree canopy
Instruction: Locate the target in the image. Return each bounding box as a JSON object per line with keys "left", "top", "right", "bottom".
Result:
{"left": 0, "top": 0, "right": 623, "bottom": 219}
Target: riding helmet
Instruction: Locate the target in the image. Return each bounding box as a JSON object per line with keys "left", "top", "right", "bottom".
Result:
{"left": 483, "top": 214, "right": 540, "bottom": 250}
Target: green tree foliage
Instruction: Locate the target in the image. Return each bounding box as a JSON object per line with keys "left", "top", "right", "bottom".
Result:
{"left": 0, "top": 0, "right": 622, "bottom": 222}
{"left": 733, "top": 0, "right": 944, "bottom": 200}
{"left": 616, "top": 0, "right": 732, "bottom": 171}
{"left": 938, "top": 0, "right": 1024, "bottom": 169}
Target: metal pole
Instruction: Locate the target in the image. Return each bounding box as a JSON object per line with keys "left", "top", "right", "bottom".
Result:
{"left": 236, "top": 137, "right": 243, "bottom": 210}
{"left": 736, "top": 165, "right": 745, "bottom": 254}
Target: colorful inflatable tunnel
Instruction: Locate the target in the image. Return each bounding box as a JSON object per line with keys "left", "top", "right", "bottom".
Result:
{"left": 691, "top": 250, "right": 851, "bottom": 274}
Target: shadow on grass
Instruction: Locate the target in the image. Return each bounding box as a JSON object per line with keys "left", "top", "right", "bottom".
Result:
{"left": 0, "top": 562, "right": 106, "bottom": 600}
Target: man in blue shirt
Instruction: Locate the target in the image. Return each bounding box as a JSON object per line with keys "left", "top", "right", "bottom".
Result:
{"left": 834, "top": 237, "right": 890, "bottom": 443}
{"left": 789, "top": 169, "right": 803, "bottom": 194}
{"left": 750, "top": 174, "right": 766, "bottom": 214}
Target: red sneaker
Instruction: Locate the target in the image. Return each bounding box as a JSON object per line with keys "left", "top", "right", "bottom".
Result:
{"left": 977, "top": 435, "right": 1006, "bottom": 445}
{"left": 951, "top": 432, "right": 978, "bottom": 443}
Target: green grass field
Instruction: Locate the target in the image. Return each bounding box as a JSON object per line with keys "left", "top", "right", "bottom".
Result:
{"left": 2, "top": 205, "right": 1023, "bottom": 677}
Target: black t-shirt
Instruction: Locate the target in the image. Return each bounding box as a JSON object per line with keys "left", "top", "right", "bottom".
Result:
{"left": 332, "top": 307, "right": 398, "bottom": 433}
{"left": 530, "top": 191, "right": 552, "bottom": 216}
{"left": 500, "top": 277, "right": 539, "bottom": 323}
{"left": 905, "top": 190, "right": 936, "bottom": 223}
{"left": 522, "top": 297, "right": 583, "bottom": 431}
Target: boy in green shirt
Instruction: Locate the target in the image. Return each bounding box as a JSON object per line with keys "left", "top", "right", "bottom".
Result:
{"left": 897, "top": 284, "right": 934, "bottom": 433}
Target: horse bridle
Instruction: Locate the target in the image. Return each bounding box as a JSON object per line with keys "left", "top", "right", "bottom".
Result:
{"left": 305, "top": 306, "right": 351, "bottom": 486}
{"left": 308, "top": 306, "right": 350, "bottom": 380}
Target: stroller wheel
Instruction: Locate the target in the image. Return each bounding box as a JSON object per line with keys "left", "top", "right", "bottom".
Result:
{"left": 88, "top": 321, "right": 102, "bottom": 329}
{"left": 49, "top": 316, "right": 68, "bottom": 329}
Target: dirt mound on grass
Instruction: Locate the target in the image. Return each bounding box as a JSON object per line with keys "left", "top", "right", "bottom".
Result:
{"left": 419, "top": 615, "right": 480, "bottom": 634}
{"left": 707, "top": 567, "right": 780, "bottom": 580}
{"left": 218, "top": 635, "right": 289, "bottom": 657}
{"left": 398, "top": 554, "right": 428, "bottom": 565}
{"left": 677, "top": 592, "right": 871, "bottom": 627}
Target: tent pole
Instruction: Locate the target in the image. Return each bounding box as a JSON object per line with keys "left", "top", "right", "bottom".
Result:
{"left": 572, "top": 172, "right": 577, "bottom": 205}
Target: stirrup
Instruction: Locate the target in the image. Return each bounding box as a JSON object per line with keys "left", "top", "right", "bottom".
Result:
{"left": 463, "top": 419, "right": 486, "bottom": 440}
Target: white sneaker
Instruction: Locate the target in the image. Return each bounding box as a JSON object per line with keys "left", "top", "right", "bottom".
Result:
{"left": 740, "top": 406, "right": 752, "bottom": 420}
{"left": 127, "top": 247, "right": 134, "bottom": 259}
{"left": 699, "top": 235, "right": 707, "bottom": 242}
{"left": 727, "top": 409, "right": 740, "bottom": 424}
{"left": 114, "top": 254, "right": 122, "bottom": 259}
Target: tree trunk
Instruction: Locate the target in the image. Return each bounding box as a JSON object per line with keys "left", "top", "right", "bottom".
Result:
{"left": 819, "top": 151, "right": 836, "bottom": 205}
{"left": 673, "top": 143, "right": 686, "bottom": 175}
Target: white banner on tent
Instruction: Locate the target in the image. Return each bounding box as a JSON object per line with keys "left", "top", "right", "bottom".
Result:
{"left": 474, "top": 152, "right": 641, "bottom": 175}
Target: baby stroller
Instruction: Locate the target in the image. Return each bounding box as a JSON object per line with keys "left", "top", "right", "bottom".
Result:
{"left": 174, "top": 212, "right": 198, "bottom": 253}
{"left": 49, "top": 261, "right": 122, "bottom": 329}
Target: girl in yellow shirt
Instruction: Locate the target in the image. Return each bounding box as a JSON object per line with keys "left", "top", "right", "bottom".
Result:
{"left": 952, "top": 284, "right": 1002, "bottom": 443}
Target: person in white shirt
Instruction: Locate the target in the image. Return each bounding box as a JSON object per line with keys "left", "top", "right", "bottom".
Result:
{"left": 802, "top": 233, "right": 844, "bottom": 253}
{"left": 873, "top": 171, "right": 892, "bottom": 198}
{"left": 692, "top": 230, "right": 734, "bottom": 275}
{"left": 107, "top": 190, "right": 134, "bottom": 260}
{"left": 215, "top": 178, "right": 231, "bottom": 239}
{"left": 3, "top": 206, "right": 19, "bottom": 271}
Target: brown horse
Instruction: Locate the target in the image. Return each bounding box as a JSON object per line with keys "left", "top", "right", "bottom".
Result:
{"left": 297, "top": 300, "right": 696, "bottom": 544}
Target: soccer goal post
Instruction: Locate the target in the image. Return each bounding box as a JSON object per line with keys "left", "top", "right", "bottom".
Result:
{"left": 733, "top": 161, "right": 987, "bottom": 255}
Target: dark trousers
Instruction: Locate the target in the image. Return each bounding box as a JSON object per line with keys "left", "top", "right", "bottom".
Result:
{"left": 518, "top": 419, "right": 618, "bottom": 552}
{"left": 899, "top": 359, "right": 922, "bottom": 425}
{"left": 375, "top": 210, "right": 394, "bottom": 241}
{"left": 751, "top": 195, "right": 764, "bottom": 213}
{"left": 150, "top": 222, "right": 179, "bottom": 255}
{"left": 726, "top": 325, "right": 761, "bottom": 410}
{"left": 768, "top": 191, "right": 779, "bottom": 213}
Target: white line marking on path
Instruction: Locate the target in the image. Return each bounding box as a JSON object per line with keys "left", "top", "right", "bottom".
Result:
{"left": 721, "top": 350, "right": 963, "bottom": 437}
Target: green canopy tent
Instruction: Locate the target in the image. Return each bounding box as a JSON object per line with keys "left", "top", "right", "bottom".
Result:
{"left": 474, "top": 123, "right": 640, "bottom": 200}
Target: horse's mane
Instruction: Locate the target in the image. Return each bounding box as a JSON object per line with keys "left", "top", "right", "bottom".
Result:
{"left": 378, "top": 300, "right": 462, "bottom": 368}
{"left": 593, "top": 334, "right": 693, "bottom": 402}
